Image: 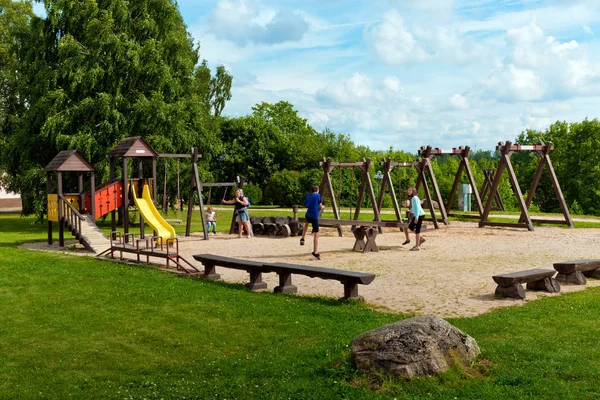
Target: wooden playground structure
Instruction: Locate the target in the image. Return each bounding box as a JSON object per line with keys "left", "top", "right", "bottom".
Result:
{"left": 479, "top": 141, "right": 574, "bottom": 231}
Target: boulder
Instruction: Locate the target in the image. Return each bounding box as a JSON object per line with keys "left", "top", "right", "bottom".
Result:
{"left": 350, "top": 316, "right": 480, "bottom": 379}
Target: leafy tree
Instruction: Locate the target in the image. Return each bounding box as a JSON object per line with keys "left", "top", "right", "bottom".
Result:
{"left": 263, "top": 169, "right": 302, "bottom": 207}
{"left": 1, "top": 0, "right": 226, "bottom": 217}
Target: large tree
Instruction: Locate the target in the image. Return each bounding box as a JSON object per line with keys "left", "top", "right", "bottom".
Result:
{"left": 0, "top": 0, "right": 229, "bottom": 216}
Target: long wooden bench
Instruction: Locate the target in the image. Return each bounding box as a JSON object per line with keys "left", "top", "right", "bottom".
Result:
{"left": 492, "top": 269, "right": 560, "bottom": 299}
{"left": 553, "top": 259, "right": 600, "bottom": 285}
{"left": 192, "top": 254, "right": 376, "bottom": 301}
{"left": 191, "top": 254, "right": 267, "bottom": 290}
{"left": 298, "top": 218, "right": 421, "bottom": 253}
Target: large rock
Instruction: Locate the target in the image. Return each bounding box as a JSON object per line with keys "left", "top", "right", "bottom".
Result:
{"left": 350, "top": 316, "right": 480, "bottom": 379}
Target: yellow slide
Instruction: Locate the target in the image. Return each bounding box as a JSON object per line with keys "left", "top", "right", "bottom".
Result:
{"left": 131, "top": 182, "right": 176, "bottom": 241}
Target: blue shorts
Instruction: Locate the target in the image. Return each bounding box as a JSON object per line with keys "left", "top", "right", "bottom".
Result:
{"left": 236, "top": 211, "right": 249, "bottom": 222}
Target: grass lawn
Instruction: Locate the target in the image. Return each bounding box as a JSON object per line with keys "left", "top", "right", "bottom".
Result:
{"left": 2, "top": 212, "right": 600, "bottom": 399}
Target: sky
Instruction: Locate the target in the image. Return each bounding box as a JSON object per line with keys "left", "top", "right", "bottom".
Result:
{"left": 35, "top": 0, "right": 600, "bottom": 152}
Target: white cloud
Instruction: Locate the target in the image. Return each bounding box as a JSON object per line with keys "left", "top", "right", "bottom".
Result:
{"left": 449, "top": 94, "right": 469, "bottom": 109}
{"left": 209, "top": 0, "right": 309, "bottom": 46}
{"left": 364, "top": 10, "right": 428, "bottom": 64}
{"left": 583, "top": 24, "right": 594, "bottom": 35}
{"left": 478, "top": 21, "right": 600, "bottom": 102}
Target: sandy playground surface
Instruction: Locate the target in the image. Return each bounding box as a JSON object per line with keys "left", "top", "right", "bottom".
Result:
{"left": 23, "top": 221, "right": 600, "bottom": 318}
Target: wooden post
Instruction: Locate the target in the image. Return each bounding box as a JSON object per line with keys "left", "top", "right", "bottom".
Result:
{"left": 319, "top": 158, "right": 342, "bottom": 237}
{"left": 162, "top": 162, "right": 168, "bottom": 213}
{"left": 78, "top": 174, "right": 84, "bottom": 213}
{"left": 90, "top": 172, "right": 96, "bottom": 219}
{"left": 138, "top": 159, "right": 145, "bottom": 239}
{"left": 47, "top": 172, "right": 53, "bottom": 245}
{"left": 353, "top": 159, "right": 382, "bottom": 233}
{"left": 416, "top": 146, "right": 448, "bottom": 225}
{"left": 152, "top": 157, "right": 157, "bottom": 203}
{"left": 444, "top": 146, "right": 483, "bottom": 216}
{"left": 377, "top": 159, "right": 403, "bottom": 226}
{"left": 57, "top": 172, "right": 64, "bottom": 247}
{"left": 229, "top": 177, "right": 244, "bottom": 234}
{"left": 544, "top": 148, "right": 574, "bottom": 228}
{"left": 110, "top": 158, "right": 116, "bottom": 234}
{"left": 123, "top": 157, "right": 129, "bottom": 242}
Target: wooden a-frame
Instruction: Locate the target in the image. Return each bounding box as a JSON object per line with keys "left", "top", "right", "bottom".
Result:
{"left": 376, "top": 159, "right": 416, "bottom": 228}
{"left": 442, "top": 146, "right": 484, "bottom": 218}
{"left": 479, "top": 141, "right": 573, "bottom": 231}
{"left": 479, "top": 169, "right": 505, "bottom": 211}
{"left": 415, "top": 146, "right": 449, "bottom": 228}
{"left": 319, "top": 158, "right": 382, "bottom": 237}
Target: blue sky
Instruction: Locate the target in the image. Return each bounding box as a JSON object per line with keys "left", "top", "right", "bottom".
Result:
{"left": 36, "top": 0, "right": 600, "bottom": 152}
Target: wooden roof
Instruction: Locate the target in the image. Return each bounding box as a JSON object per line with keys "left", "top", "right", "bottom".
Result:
{"left": 44, "top": 150, "right": 96, "bottom": 172}
{"left": 107, "top": 136, "right": 159, "bottom": 158}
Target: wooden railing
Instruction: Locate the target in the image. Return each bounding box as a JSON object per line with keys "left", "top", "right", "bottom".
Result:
{"left": 58, "top": 194, "right": 85, "bottom": 239}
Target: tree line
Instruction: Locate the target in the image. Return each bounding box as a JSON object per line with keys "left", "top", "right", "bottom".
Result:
{"left": 1, "top": 0, "right": 599, "bottom": 219}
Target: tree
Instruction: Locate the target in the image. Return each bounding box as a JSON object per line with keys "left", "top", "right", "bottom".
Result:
{"left": 1, "top": 0, "right": 225, "bottom": 217}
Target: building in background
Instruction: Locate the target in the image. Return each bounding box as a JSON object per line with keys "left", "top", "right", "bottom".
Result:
{"left": 0, "top": 184, "right": 22, "bottom": 212}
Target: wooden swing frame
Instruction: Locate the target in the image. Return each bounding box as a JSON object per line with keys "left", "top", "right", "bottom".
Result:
{"left": 479, "top": 169, "right": 505, "bottom": 212}
{"left": 319, "top": 158, "right": 382, "bottom": 237}
{"left": 184, "top": 147, "right": 245, "bottom": 240}
{"left": 478, "top": 141, "right": 574, "bottom": 231}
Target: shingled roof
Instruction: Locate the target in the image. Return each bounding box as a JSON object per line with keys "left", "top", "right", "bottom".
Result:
{"left": 107, "top": 136, "right": 158, "bottom": 158}
{"left": 44, "top": 150, "right": 96, "bottom": 172}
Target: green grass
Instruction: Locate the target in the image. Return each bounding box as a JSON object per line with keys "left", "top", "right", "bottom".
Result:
{"left": 3, "top": 212, "right": 600, "bottom": 399}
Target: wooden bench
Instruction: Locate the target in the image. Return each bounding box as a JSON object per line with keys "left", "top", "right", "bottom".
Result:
{"left": 553, "top": 259, "right": 600, "bottom": 285}
{"left": 192, "top": 254, "right": 267, "bottom": 290}
{"left": 192, "top": 254, "right": 376, "bottom": 301}
{"left": 299, "top": 218, "right": 419, "bottom": 253}
{"left": 492, "top": 269, "right": 560, "bottom": 299}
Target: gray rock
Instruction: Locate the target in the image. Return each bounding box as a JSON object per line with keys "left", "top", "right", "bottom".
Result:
{"left": 351, "top": 316, "right": 480, "bottom": 379}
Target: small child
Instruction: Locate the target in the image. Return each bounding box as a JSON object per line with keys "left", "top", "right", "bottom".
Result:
{"left": 205, "top": 207, "right": 217, "bottom": 234}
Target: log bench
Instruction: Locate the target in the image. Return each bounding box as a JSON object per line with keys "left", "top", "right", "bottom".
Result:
{"left": 192, "top": 254, "right": 267, "bottom": 290}
{"left": 299, "top": 218, "right": 420, "bottom": 253}
{"left": 492, "top": 269, "right": 560, "bottom": 299}
{"left": 553, "top": 259, "right": 600, "bottom": 285}
{"left": 192, "top": 254, "right": 376, "bottom": 300}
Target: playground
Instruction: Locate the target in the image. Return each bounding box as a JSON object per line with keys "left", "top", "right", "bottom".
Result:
{"left": 25, "top": 217, "right": 600, "bottom": 317}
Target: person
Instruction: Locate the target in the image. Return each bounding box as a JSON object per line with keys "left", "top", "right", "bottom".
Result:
{"left": 221, "top": 188, "right": 252, "bottom": 238}
{"left": 405, "top": 187, "right": 426, "bottom": 251}
{"left": 300, "top": 184, "right": 325, "bottom": 260}
{"left": 205, "top": 207, "right": 217, "bottom": 234}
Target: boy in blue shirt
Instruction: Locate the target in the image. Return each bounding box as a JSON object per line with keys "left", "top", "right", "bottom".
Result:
{"left": 300, "top": 184, "right": 325, "bottom": 260}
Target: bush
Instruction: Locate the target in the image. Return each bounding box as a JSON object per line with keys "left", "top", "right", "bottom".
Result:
{"left": 263, "top": 170, "right": 302, "bottom": 207}
{"left": 243, "top": 183, "right": 263, "bottom": 205}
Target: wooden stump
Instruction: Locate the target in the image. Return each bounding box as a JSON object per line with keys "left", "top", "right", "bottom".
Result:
{"left": 583, "top": 269, "right": 600, "bottom": 279}
{"left": 526, "top": 277, "right": 560, "bottom": 293}
{"left": 495, "top": 284, "right": 525, "bottom": 299}
{"left": 555, "top": 271, "right": 586, "bottom": 285}
{"left": 352, "top": 227, "right": 366, "bottom": 252}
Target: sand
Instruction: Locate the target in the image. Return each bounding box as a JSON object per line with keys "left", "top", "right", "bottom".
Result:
{"left": 22, "top": 221, "right": 600, "bottom": 318}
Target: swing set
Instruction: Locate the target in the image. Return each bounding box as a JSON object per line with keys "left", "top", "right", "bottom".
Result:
{"left": 479, "top": 141, "right": 574, "bottom": 231}
{"left": 184, "top": 147, "right": 245, "bottom": 240}
{"left": 319, "top": 157, "right": 384, "bottom": 237}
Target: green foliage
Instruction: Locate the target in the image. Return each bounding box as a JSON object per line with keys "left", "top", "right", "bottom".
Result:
{"left": 0, "top": 0, "right": 229, "bottom": 219}
{"left": 263, "top": 169, "right": 302, "bottom": 206}
{"left": 242, "top": 182, "right": 262, "bottom": 205}
{"left": 570, "top": 199, "right": 583, "bottom": 215}
{"left": 517, "top": 119, "right": 600, "bottom": 215}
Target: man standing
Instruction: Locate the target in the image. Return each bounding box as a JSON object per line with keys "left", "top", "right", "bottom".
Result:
{"left": 300, "top": 184, "right": 324, "bottom": 260}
